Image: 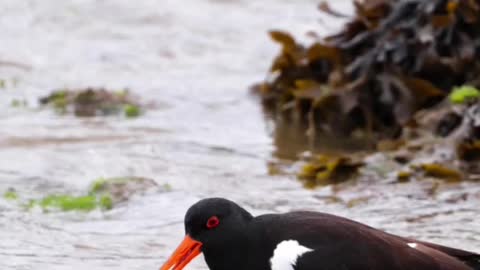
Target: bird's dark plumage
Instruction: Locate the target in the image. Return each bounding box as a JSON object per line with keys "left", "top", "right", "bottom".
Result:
{"left": 160, "top": 198, "right": 480, "bottom": 270}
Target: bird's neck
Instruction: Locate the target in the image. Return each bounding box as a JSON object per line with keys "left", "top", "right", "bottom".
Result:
{"left": 204, "top": 222, "right": 271, "bottom": 270}
{"left": 204, "top": 247, "right": 248, "bottom": 270}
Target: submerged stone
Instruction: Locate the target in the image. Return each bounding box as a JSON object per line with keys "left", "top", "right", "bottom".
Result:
{"left": 39, "top": 87, "right": 145, "bottom": 118}
{"left": 89, "top": 176, "right": 159, "bottom": 204}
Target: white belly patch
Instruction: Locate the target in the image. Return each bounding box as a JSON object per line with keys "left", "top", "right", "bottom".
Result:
{"left": 270, "top": 240, "right": 313, "bottom": 270}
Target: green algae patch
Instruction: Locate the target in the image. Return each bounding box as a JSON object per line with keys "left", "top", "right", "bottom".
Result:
{"left": 48, "top": 90, "right": 68, "bottom": 114}
{"left": 89, "top": 177, "right": 133, "bottom": 194}
{"left": 39, "top": 195, "right": 97, "bottom": 211}
{"left": 99, "top": 194, "right": 113, "bottom": 210}
{"left": 124, "top": 104, "right": 141, "bottom": 118}
{"left": 89, "top": 177, "right": 109, "bottom": 194}
{"left": 3, "top": 189, "right": 18, "bottom": 200}
{"left": 10, "top": 177, "right": 160, "bottom": 213}
{"left": 31, "top": 194, "right": 113, "bottom": 212}
{"left": 449, "top": 86, "right": 480, "bottom": 104}
{"left": 23, "top": 178, "right": 125, "bottom": 212}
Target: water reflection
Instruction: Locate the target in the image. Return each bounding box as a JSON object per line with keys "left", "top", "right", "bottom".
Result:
{"left": 270, "top": 114, "right": 376, "bottom": 160}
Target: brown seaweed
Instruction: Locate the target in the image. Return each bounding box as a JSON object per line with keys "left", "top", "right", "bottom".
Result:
{"left": 255, "top": 0, "right": 480, "bottom": 141}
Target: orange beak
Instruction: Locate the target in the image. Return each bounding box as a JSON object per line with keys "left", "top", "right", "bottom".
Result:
{"left": 160, "top": 235, "right": 203, "bottom": 270}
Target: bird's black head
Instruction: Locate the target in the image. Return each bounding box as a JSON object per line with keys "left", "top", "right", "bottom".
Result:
{"left": 185, "top": 197, "right": 253, "bottom": 247}
{"left": 160, "top": 198, "right": 253, "bottom": 270}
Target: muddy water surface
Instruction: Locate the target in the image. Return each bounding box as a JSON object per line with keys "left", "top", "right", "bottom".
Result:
{"left": 0, "top": 1, "right": 479, "bottom": 269}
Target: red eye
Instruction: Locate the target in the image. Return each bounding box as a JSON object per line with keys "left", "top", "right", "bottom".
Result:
{"left": 206, "top": 216, "right": 220, "bottom": 229}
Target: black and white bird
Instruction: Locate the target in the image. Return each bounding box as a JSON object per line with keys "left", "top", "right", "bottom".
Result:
{"left": 160, "top": 198, "right": 480, "bottom": 270}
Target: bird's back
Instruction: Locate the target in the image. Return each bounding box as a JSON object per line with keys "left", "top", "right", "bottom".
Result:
{"left": 253, "top": 211, "right": 480, "bottom": 270}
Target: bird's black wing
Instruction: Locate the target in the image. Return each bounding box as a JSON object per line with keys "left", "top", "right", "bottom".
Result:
{"left": 255, "top": 211, "right": 478, "bottom": 270}
{"left": 411, "top": 239, "right": 480, "bottom": 270}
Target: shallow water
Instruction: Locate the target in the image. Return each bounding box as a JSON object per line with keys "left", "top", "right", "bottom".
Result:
{"left": 0, "top": 0, "right": 479, "bottom": 269}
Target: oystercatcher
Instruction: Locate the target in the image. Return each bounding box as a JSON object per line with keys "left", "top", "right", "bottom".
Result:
{"left": 160, "top": 198, "right": 480, "bottom": 270}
